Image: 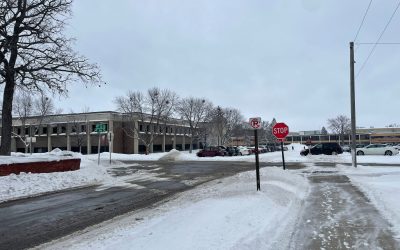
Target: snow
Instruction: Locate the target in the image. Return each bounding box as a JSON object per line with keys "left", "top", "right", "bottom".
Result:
{"left": 40, "top": 168, "right": 309, "bottom": 250}
{"left": 341, "top": 165, "right": 400, "bottom": 237}
{"left": 1, "top": 143, "right": 400, "bottom": 248}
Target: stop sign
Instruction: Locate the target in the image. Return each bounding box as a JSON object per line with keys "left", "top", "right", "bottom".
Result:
{"left": 272, "top": 122, "right": 289, "bottom": 139}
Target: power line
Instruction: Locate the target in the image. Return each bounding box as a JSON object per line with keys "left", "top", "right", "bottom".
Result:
{"left": 356, "top": 42, "right": 400, "bottom": 45}
{"left": 356, "top": 0, "right": 400, "bottom": 78}
{"left": 354, "top": 0, "right": 373, "bottom": 42}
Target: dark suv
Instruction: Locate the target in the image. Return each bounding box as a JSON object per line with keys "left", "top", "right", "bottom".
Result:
{"left": 300, "top": 143, "right": 343, "bottom": 156}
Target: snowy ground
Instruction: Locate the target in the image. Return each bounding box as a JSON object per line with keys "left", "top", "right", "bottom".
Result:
{"left": 2, "top": 144, "right": 400, "bottom": 249}
{"left": 39, "top": 167, "right": 309, "bottom": 250}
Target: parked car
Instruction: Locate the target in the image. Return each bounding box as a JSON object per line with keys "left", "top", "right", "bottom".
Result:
{"left": 247, "top": 146, "right": 256, "bottom": 154}
{"left": 356, "top": 144, "right": 399, "bottom": 156}
{"left": 300, "top": 142, "right": 343, "bottom": 156}
{"left": 342, "top": 145, "right": 350, "bottom": 152}
{"left": 197, "top": 146, "right": 226, "bottom": 157}
{"left": 217, "top": 146, "right": 228, "bottom": 156}
{"left": 393, "top": 144, "right": 400, "bottom": 151}
{"left": 226, "top": 146, "right": 240, "bottom": 156}
{"left": 237, "top": 146, "right": 251, "bottom": 155}
{"left": 258, "top": 146, "right": 268, "bottom": 153}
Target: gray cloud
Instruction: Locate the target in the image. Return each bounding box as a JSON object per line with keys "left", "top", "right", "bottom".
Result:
{"left": 56, "top": 0, "right": 400, "bottom": 131}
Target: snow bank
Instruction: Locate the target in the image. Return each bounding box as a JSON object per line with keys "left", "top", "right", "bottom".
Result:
{"left": 0, "top": 151, "right": 113, "bottom": 203}
{"left": 41, "top": 167, "right": 309, "bottom": 250}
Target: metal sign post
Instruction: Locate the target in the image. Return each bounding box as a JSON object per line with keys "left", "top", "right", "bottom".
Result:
{"left": 97, "top": 132, "right": 101, "bottom": 165}
{"left": 254, "top": 129, "right": 260, "bottom": 191}
{"left": 280, "top": 140, "right": 286, "bottom": 170}
{"left": 249, "top": 117, "right": 261, "bottom": 191}
{"left": 272, "top": 122, "right": 289, "bottom": 170}
{"left": 108, "top": 132, "right": 113, "bottom": 165}
{"left": 95, "top": 123, "right": 107, "bottom": 165}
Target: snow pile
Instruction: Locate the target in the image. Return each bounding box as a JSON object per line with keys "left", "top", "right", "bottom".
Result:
{"left": 342, "top": 165, "right": 400, "bottom": 237}
{"left": 0, "top": 152, "right": 113, "bottom": 203}
{"left": 158, "top": 149, "right": 182, "bottom": 161}
{"left": 42, "top": 167, "right": 309, "bottom": 250}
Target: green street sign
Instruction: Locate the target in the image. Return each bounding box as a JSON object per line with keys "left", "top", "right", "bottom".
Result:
{"left": 95, "top": 123, "right": 107, "bottom": 133}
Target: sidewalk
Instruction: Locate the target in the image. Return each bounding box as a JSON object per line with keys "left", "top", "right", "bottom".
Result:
{"left": 289, "top": 172, "right": 399, "bottom": 249}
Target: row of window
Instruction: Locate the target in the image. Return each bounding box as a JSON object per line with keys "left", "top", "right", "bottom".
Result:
{"left": 287, "top": 134, "right": 371, "bottom": 141}
{"left": 138, "top": 124, "right": 190, "bottom": 135}
{"left": 13, "top": 123, "right": 108, "bottom": 136}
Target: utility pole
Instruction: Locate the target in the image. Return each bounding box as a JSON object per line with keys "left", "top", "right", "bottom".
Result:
{"left": 350, "top": 42, "right": 357, "bottom": 168}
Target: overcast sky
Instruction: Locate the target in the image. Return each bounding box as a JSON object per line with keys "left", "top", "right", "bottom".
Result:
{"left": 56, "top": 0, "right": 400, "bottom": 132}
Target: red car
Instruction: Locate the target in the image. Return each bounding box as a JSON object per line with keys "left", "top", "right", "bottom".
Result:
{"left": 197, "top": 147, "right": 226, "bottom": 157}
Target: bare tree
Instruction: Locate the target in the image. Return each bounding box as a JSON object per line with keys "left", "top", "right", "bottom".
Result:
{"left": 327, "top": 115, "right": 351, "bottom": 144}
{"left": 208, "top": 107, "right": 244, "bottom": 146}
{"left": 12, "top": 90, "right": 33, "bottom": 152}
{"left": 69, "top": 107, "right": 90, "bottom": 153}
{"left": 115, "top": 88, "right": 176, "bottom": 154}
{"left": 32, "top": 93, "right": 55, "bottom": 134}
{"left": 13, "top": 90, "right": 55, "bottom": 152}
{"left": 0, "top": 0, "right": 102, "bottom": 155}
{"left": 176, "top": 97, "right": 213, "bottom": 153}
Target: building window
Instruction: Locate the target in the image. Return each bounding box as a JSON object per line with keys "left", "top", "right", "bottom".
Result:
{"left": 52, "top": 126, "right": 58, "bottom": 134}
{"left": 139, "top": 124, "right": 143, "bottom": 132}
{"left": 146, "top": 125, "right": 150, "bottom": 132}
{"left": 81, "top": 125, "right": 86, "bottom": 133}
{"left": 35, "top": 127, "right": 39, "bottom": 135}
{"left": 17, "top": 127, "right": 21, "bottom": 135}
{"left": 61, "top": 125, "right": 66, "bottom": 134}
{"left": 25, "top": 127, "right": 29, "bottom": 135}
{"left": 42, "top": 127, "right": 47, "bottom": 135}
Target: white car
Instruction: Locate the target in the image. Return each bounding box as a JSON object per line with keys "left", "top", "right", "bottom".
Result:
{"left": 356, "top": 144, "right": 399, "bottom": 156}
{"left": 237, "top": 146, "right": 251, "bottom": 156}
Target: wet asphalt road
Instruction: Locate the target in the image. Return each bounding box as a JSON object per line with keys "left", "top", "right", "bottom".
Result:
{"left": 1, "top": 161, "right": 292, "bottom": 250}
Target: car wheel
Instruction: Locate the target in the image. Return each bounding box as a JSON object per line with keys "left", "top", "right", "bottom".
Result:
{"left": 332, "top": 151, "right": 338, "bottom": 155}
{"left": 239, "top": 152, "right": 243, "bottom": 156}
{"left": 385, "top": 150, "right": 393, "bottom": 156}
{"left": 357, "top": 151, "right": 364, "bottom": 156}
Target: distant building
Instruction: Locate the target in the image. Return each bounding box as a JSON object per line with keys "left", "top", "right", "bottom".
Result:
{"left": 285, "top": 127, "right": 400, "bottom": 145}
{"left": 5, "top": 111, "right": 198, "bottom": 154}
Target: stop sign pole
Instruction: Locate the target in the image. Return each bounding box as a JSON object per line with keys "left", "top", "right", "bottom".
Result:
{"left": 272, "top": 123, "right": 289, "bottom": 170}
{"left": 249, "top": 117, "right": 261, "bottom": 191}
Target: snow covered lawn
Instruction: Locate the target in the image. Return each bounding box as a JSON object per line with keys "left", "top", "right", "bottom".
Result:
{"left": 40, "top": 168, "right": 309, "bottom": 250}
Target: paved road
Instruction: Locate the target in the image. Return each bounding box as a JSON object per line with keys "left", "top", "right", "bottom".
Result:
{"left": 1, "top": 160, "right": 399, "bottom": 250}
{"left": 289, "top": 171, "right": 400, "bottom": 249}
{"left": 1, "top": 161, "right": 279, "bottom": 250}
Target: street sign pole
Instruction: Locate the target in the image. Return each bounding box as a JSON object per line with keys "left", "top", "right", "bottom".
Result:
{"left": 108, "top": 132, "right": 112, "bottom": 165}
{"left": 254, "top": 129, "right": 260, "bottom": 191}
{"left": 97, "top": 131, "right": 101, "bottom": 165}
{"left": 272, "top": 122, "right": 289, "bottom": 170}
{"left": 281, "top": 140, "right": 286, "bottom": 170}
{"left": 249, "top": 117, "right": 262, "bottom": 191}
